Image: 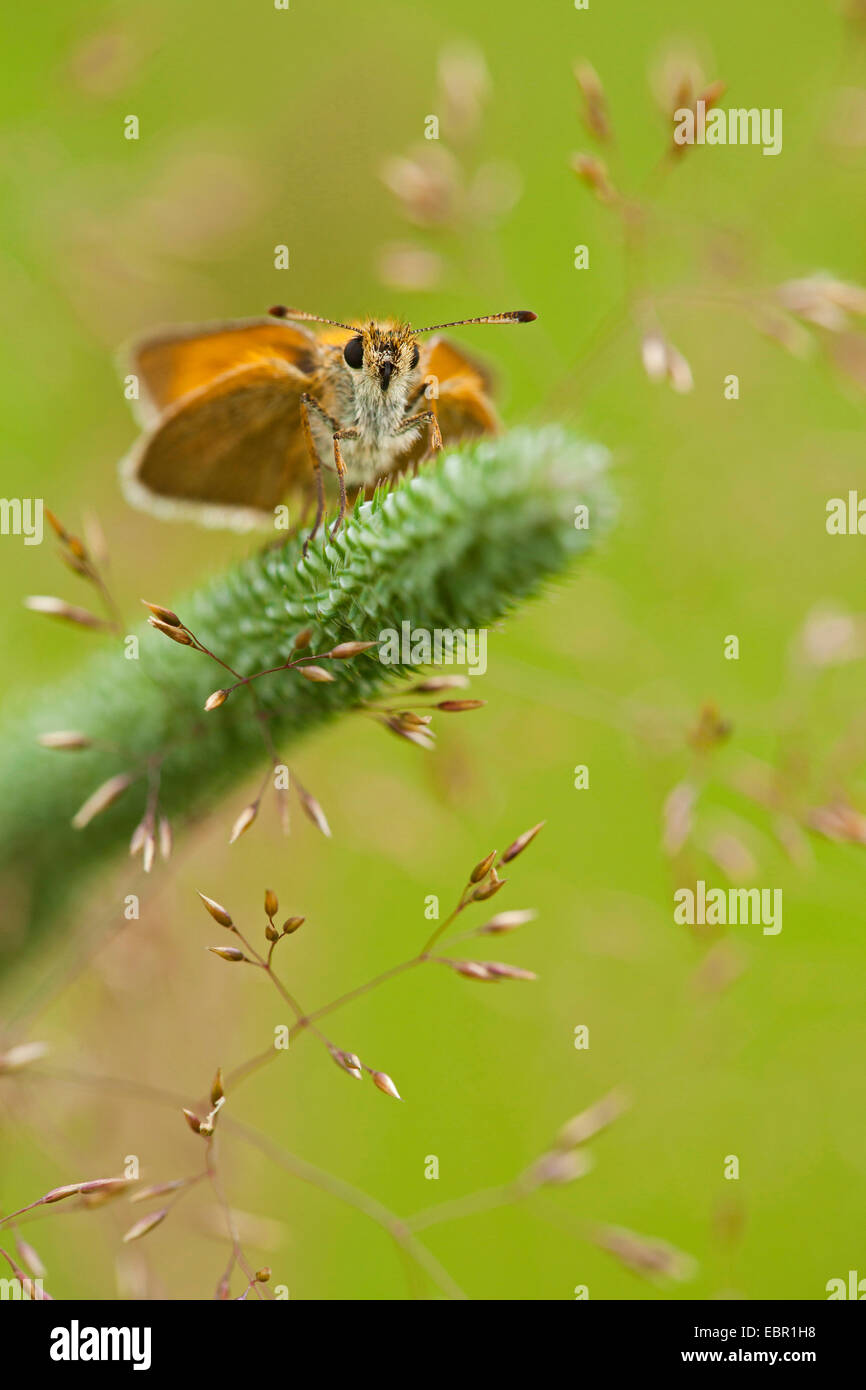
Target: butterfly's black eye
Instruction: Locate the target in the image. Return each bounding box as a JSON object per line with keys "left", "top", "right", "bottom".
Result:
{"left": 409, "top": 344, "right": 420, "bottom": 370}
{"left": 343, "top": 336, "right": 364, "bottom": 369}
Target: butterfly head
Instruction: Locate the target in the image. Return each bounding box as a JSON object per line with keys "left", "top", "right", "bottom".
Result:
{"left": 269, "top": 304, "right": 537, "bottom": 403}
{"left": 340, "top": 322, "right": 420, "bottom": 395}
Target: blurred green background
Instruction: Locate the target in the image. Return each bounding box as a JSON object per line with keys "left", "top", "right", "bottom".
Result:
{"left": 1, "top": 0, "right": 865, "bottom": 1299}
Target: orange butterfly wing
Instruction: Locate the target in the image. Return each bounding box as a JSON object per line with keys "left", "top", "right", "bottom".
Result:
{"left": 121, "top": 358, "right": 312, "bottom": 530}
{"left": 400, "top": 336, "right": 500, "bottom": 470}
{"left": 424, "top": 335, "right": 495, "bottom": 396}
{"left": 127, "top": 317, "right": 320, "bottom": 426}
{"left": 435, "top": 378, "right": 499, "bottom": 440}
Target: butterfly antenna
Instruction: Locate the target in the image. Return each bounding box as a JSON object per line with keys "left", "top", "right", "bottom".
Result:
{"left": 269, "top": 305, "right": 358, "bottom": 333}
{"left": 410, "top": 310, "right": 537, "bottom": 334}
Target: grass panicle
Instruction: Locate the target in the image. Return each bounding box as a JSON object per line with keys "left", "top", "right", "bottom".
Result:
{"left": 0, "top": 426, "right": 612, "bottom": 966}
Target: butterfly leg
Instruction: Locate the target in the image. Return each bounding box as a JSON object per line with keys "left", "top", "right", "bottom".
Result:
{"left": 397, "top": 409, "right": 443, "bottom": 466}
{"left": 300, "top": 393, "right": 339, "bottom": 555}
{"left": 403, "top": 383, "right": 441, "bottom": 472}
{"left": 330, "top": 426, "right": 360, "bottom": 539}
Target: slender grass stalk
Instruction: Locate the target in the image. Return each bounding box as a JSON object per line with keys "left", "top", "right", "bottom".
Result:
{"left": 0, "top": 426, "right": 613, "bottom": 966}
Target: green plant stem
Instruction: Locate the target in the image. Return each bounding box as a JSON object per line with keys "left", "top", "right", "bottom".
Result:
{"left": 0, "top": 426, "right": 612, "bottom": 970}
